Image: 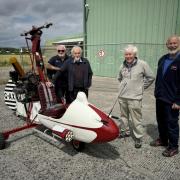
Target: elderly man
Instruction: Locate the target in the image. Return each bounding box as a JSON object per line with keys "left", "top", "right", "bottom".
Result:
{"left": 53, "top": 46, "right": 93, "bottom": 103}
{"left": 46, "top": 45, "right": 69, "bottom": 102}
{"left": 118, "top": 45, "right": 154, "bottom": 148}
{"left": 150, "top": 35, "right": 180, "bottom": 157}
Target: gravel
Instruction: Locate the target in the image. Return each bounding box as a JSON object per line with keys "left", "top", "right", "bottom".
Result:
{"left": 0, "top": 77, "right": 180, "bottom": 180}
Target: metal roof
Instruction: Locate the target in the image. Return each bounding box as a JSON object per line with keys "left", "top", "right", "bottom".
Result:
{"left": 52, "top": 37, "right": 83, "bottom": 45}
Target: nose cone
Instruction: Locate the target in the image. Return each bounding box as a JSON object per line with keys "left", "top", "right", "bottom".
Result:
{"left": 89, "top": 105, "right": 119, "bottom": 143}
{"left": 92, "top": 117, "right": 119, "bottom": 143}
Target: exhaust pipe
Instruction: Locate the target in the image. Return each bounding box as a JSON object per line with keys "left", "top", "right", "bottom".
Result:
{"left": 52, "top": 125, "right": 74, "bottom": 142}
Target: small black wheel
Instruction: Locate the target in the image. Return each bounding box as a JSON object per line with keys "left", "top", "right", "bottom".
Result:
{"left": 72, "top": 140, "right": 85, "bottom": 152}
{"left": 0, "top": 133, "right": 5, "bottom": 150}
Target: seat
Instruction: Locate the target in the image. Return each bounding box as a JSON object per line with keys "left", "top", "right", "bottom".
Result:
{"left": 38, "top": 82, "right": 66, "bottom": 118}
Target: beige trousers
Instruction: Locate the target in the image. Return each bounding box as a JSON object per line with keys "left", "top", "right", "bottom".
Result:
{"left": 118, "top": 98, "right": 144, "bottom": 139}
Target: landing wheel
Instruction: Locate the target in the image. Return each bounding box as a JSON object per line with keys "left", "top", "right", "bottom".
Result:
{"left": 72, "top": 140, "right": 85, "bottom": 152}
{"left": 0, "top": 133, "right": 5, "bottom": 150}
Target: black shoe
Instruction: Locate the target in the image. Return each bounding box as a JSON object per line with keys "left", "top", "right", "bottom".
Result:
{"left": 135, "top": 138, "right": 142, "bottom": 148}
{"left": 162, "top": 147, "right": 179, "bottom": 157}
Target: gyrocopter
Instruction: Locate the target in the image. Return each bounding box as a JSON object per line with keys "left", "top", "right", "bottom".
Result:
{"left": 0, "top": 23, "right": 119, "bottom": 151}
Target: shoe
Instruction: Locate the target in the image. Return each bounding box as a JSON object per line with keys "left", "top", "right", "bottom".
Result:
{"left": 162, "top": 147, "right": 179, "bottom": 157}
{"left": 119, "top": 129, "right": 130, "bottom": 138}
{"left": 150, "top": 138, "right": 168, "bottom": 147}
{"left": 135, "top": 138, "right": 142, "bottom": 148}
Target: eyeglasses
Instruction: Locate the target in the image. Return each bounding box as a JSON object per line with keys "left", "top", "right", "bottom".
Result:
{"left": 58, "top": 50, "right": 65, "bottom": 53}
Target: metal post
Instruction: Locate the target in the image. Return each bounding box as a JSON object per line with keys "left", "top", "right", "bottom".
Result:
{"left": 83, "top": 0, "right": 87, "bottom": 58}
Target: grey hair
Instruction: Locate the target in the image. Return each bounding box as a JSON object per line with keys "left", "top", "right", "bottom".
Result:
{"left": 56, "top": 44, "right": 66, "bottom": 51}
{"left": 71, "top": 46, "right": 82, "bottom": 55}
{"left": 166, "top": 35, "right": 180, "bottom": 45}
{"left": 124, "top": 44, "right": 138, "bottom": 55}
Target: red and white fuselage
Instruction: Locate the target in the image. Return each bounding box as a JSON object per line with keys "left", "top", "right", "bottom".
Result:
{"left": 37, "top": 92, "right": 119, "bottom": 143}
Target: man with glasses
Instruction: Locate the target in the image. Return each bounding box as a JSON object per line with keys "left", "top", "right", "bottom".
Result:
{"left": 46, "top": 45, "right": 69, "bottom": 102}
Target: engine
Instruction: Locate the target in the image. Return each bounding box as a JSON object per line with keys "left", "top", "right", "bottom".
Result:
{"left": 10, "top": 71, "right": 39, "bottom": 102}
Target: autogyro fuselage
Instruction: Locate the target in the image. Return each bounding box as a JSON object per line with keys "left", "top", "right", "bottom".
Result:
{"left": 1, "top": 23, "right": 119, "bottom": 151}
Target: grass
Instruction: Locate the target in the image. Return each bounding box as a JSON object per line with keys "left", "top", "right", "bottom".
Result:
{"left": 0, "top": 53, "right": 52, "bottom": 85}
{"left": 0, "top": 54, "right": 51, "bottom": 67}
{"left": 0, "top": 54, "right": 31, "bottom": 67}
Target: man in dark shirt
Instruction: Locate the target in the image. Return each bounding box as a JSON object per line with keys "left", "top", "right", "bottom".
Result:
{"left": 53, "top": 46, "right": 93, "bottom": 104}
{"left": 150, "top": 35, "right": 180, "bottom": 157}
{"left": 46, "top": 45, "right": 69, "bottom": 102}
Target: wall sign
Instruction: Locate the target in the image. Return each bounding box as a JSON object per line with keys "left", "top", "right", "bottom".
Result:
{"left": 98, "top": 49, "right": 105, "bottom": 57}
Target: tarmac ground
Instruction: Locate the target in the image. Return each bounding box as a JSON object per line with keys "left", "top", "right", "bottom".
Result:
{"left": 0, "top": 76, "right": 180, "bottom": 180}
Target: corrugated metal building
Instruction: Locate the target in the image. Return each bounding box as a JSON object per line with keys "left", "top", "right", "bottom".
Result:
{"left": 84, "top": 0, "right": 180, "bottom": 77}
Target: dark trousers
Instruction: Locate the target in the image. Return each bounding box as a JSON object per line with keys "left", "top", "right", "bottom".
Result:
{"left": 56, "top": 86, "right": 69, "bottom": 103}
{"left": 156, "top": 99, "right": 179, "bottom": 149}
{"left": 68, "top": 88, "right": 88, "bottom": 104}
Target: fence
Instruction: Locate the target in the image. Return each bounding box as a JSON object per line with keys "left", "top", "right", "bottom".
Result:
{"left": 0, "top": 43, "right": 167, "bottom": 79}
{"left": 42, "top": 43, "right": 166, "bottom": 77}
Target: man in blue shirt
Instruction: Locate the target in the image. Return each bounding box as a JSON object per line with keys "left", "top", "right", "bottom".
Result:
{"left": 150, "top": 35, "right": 180, "bottom": 157}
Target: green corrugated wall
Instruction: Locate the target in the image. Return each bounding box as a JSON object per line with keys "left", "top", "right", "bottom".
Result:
{"left": 84, "top": 0, "right": 180, "bottom": 77}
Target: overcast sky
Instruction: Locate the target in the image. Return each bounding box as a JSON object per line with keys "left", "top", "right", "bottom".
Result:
{"left": 0, "top": 0, "right": 83, "bottom": 48}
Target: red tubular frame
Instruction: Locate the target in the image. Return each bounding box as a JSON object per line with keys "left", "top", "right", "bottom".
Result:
{"left": 2, "top": 123, "right": 38, "bottom": 140}
{"left": 2, "top": 23, "right": 52, "bottom": 141}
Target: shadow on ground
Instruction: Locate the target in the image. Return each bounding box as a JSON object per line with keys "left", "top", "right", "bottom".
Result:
{"left": 84, "top": 143, "right": 120, "bottom": 160}
{"left": 146, "top": 124, "right": 158, "bottom": 140}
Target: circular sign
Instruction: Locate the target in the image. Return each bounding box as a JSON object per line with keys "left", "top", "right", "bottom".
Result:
{"left": 98, "top": 49, "right": 105, "bottom": 57}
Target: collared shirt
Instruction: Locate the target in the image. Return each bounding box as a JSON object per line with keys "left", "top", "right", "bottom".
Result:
{"left": 73, "top": 58, "right": 83, "bottom": 63}
{"left": 162, "top": 58, "right": 173, "bottom": 75}
{"left": 48, "top": 54, "right": 69, "bottom": 86}
{"left": 155, "top": 52, "right": 180, "bottom": 105}
{"left": 48, "top": 55, "right": 68, "bottom": 68}
{"left": 124, "top": 58, "right": 138, "bottom": 72}
{"left": 73, "top": 61, "right": 85, "bottom": 88}
{"left": 54, "top": 57, "right": 93, "bottom": 91}
{"left": 162, "top": 52, "right": 180, "bottom": 76}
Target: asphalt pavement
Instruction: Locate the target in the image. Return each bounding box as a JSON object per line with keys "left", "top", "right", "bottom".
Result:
{"left": 0, "top": 76, "right": 180, "bottom": 180}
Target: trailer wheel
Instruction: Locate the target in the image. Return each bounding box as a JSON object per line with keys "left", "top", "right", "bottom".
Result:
{"left": 72, "top": 140, "right": 85, "bottom": 152}
{"left": 0, "top": 133, "right": 5, "bottom": 150}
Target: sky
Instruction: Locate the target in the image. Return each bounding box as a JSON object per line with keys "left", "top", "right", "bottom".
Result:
{"left": 0, "top": 0, "right": 83, "bottom": 48}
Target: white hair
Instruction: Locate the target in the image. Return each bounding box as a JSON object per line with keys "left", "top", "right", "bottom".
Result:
{"left": 124, "top": 44, "right": 138, "bottom": 55}
{"left": 71, "top": 46, "right": 82, "bottom": 55}
{"left": 56, "top": 44, "right": 66, "bottom": 51}
{"left": 166, "top": 35, "right": 180, "bottom": 45}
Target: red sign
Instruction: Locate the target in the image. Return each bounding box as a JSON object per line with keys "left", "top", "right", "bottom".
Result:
{"left": 98, "top": 49, "right": 105, "bottom": 57}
